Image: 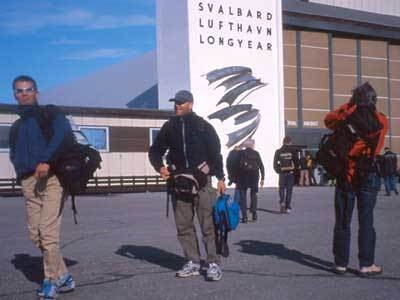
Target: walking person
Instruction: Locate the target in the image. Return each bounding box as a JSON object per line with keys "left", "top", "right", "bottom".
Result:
{"left": 148, "top": 90, "right": 226, "bottom": 281}
{"left": 9, "top": 75, "right": 75, "bottom": 299}
{"left": 236, "top": 139, "right": 265, "bottom": 223}
{"left": 226, "top": 145, "right": 242, "bottom": 203}
{"left": 382, "top": 147, "right": 399, "bottom": 196}
{"left": 273, "top": 136, "right": 299, "bottom": 213}
{"left": 306, "top": 151, "right": 317, "bottom": 186}
{"left": 324, "top": 82, "right": 388, "bottom": 276}
{"left": 298, "top": 151, "right": 309, "bottom": 186}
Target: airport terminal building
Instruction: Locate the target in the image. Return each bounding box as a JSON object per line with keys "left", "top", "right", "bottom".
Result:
{"left": 0, "top": 0, "right": 399, "bottom": 192}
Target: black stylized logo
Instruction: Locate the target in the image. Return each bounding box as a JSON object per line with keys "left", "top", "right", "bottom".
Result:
{"left": 204, "top": 66, "right": 267, "bottom": 149}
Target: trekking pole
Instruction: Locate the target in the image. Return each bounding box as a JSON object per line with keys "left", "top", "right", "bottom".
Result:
{"left": 71, "top": 195, "right": 78, "bottom": 225}
{"left": 165, "top": 175, "right": 174, "bottom": 218}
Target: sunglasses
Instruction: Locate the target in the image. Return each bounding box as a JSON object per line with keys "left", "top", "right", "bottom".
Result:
{"left": 14, "top": 87, "right": 37, "bottom": 94}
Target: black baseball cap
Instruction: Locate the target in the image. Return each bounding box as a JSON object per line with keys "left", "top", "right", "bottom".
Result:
{"left": 169, "top": 90, "right": 194, "bottom": 104}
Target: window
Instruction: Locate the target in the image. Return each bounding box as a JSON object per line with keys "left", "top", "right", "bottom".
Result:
{"left": 0, "top": 124, "right": 12, "bottom": 151}
{"left": 78, "top": 126, "right": 109, "bottom": 152}
{"left": 149, "top": 128, "right": 160, "bottom": 146}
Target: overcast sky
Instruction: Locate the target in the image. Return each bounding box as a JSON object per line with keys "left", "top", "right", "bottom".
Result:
{"left": 0, "top": 0, "right": 156, "bottom": 104}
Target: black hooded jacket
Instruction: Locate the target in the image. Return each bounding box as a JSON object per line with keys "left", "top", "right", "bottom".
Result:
{"left": 148, "top": 113, "right": 224, "bottom": 180}
{"left": 382, "top": 150, "right": 398, "bottom": 176}
{"left": 273, "top": 144, "right": 299, "bottom": 174}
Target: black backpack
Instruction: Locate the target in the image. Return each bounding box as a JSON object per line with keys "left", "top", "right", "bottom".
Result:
{"left": 239, "top": 149, "right": 259, "bottom": 171}
{"left": 316, "top": 106, "right": 381, "bottom": 190}
{"left": 12, "top": 105, "right": 102, "bottom": 223}
{"left": 278, "top": 151, "right": 295, "bottom": 172}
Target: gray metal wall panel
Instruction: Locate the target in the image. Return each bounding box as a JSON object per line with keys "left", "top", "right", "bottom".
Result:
{"left": 310, "top": 0, "right": 400, "bottom": 17}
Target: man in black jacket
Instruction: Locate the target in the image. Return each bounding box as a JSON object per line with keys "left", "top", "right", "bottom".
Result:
{"left": 148, "top": 90, "right": 226, "bottom": 281}
{"left": 273, "top": 136, "right": 299, "bottom": 213}
{"left": 382, "top": 147, "right": 398, "bottom": 196}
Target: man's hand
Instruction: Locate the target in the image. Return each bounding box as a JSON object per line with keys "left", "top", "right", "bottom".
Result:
{"left": 217, "top": 180, "right": 226, "bottom": 195}
{"left": 34, "top": 163, "right": 50, "bottom": 179}
{"left": 260, "top": 179, "right": 264, "bottom": 187}
{"left": 159, "top": 166, "right": 170, "bottom": 180}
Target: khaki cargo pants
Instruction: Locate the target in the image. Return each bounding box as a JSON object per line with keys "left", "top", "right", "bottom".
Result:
{"left": 21, "top": 175, "right": 68, "bottom": 280}
{"left": 172, "top": 178, "right": 220, "bottom": 264}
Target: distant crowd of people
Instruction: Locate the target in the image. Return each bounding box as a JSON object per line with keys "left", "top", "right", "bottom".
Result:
{"left": 289, "top": 148, "right": 399, "bottom": 192}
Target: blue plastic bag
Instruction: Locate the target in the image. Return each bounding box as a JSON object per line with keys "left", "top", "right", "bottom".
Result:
{"left": 213, "top": 194, "right": 240, "bottom": 257}
{"left": 213, "top": 194, "right": 240, "bottom": 232}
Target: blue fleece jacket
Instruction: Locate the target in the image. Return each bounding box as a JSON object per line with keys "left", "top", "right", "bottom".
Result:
{"left": 9, "top": 105, "right": 72, "bottom": 178}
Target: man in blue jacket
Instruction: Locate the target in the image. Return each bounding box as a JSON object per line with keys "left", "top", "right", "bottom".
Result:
{"left": 9, "top": 75, "right": 75, "bottom": 299}
{"left": 149, "top": 90, "right": 226, "bottom": 281}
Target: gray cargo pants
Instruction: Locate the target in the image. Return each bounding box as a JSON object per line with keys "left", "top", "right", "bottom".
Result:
{"left": 172, "top": 178, "right": 220, "bottom": 264}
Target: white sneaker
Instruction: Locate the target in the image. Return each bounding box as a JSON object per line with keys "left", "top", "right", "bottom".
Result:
{"left": 176, "top": 261, "right": 201, "bottom": 278}
{"left": 206, "top": 263, "right": 222, "bottom": 281}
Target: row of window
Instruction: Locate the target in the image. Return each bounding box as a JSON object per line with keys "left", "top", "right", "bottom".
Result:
{"left": 0, "top": 124, "right": 160, "bottom": 152}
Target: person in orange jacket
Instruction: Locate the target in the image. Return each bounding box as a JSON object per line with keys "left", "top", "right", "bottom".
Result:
{"left": 324, "top": 82, "right": 388, "bottom": 277}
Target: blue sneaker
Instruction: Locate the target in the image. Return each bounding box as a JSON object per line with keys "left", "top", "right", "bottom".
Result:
{"left": 56, "top": 273, "right": 75, "bottom": 293}
{"left": 36, "top": 279, "right": 58, "bottom": 299}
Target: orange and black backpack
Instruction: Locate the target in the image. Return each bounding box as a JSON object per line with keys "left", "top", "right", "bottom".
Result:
{"left": 316, "top": 105, "right": 382, "bottom": 190}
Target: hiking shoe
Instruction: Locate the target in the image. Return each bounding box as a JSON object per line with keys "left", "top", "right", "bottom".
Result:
{"left": 56, "top": 273, "right": 75, "bottom": 293}
{"left": 332, "top": 264, "right": 347, "bottom": 275}
{"left": 176, "top": 261, "right": 201, "bottom": 278}
{"left": 37, "top": 279, "right": 58, "bottom": 299}
{"left": 206, "top": 263, "right": 222, "bottom": 281}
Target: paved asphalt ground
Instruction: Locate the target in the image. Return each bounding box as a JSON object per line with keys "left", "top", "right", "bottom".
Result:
{"left": 0, "top": 186, "right": 399, "bottom": 300}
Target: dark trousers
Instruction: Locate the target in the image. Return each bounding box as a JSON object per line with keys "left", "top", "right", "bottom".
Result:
{"left": 278, "top": 172, "right": 295, "bottom": 209}
{"left": 239, "top": 188, "right": 257, "bottom": 219}
{"left": 384, "top": 175, "right": 398, "bottom": 195}
{"left": 333, "top": 172, "right": 380, "bottom": 268}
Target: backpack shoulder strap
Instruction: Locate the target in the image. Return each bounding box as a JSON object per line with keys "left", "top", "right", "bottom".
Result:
{"left": 41, "top": 104, "right": 65, "bottom": 123}
{"left": 70, "top": 195, "right": 78, "bottom": 225}
{"left": 35, "top": 105, "right": 63, "bottom": 141}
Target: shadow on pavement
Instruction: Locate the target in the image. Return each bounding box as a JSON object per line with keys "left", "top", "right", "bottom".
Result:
{"left": 11, "top": 253, "right": 78, "bottom": 284}
{"left": 256, "top": 208, "right": 282, "bottom": 215}
{"left": 235, "top": 240, "right": 338, "bottom": 273}
{"left": 116, "top": 245, "right": 185, "bottom": 271}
